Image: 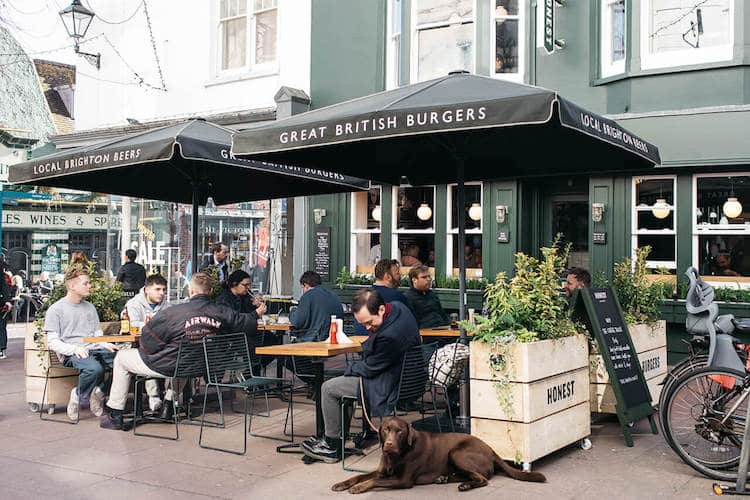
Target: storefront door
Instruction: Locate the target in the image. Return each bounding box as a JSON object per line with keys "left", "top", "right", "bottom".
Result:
{"left": 545, "top": 194, "right": 590, "bottom": 270}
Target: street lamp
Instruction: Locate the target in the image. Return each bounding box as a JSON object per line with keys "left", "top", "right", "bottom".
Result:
{"left": 59, "top": 0, "right": 100, "bottom": 69}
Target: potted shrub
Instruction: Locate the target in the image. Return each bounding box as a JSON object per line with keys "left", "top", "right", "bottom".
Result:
{"left": 463, "top": 244, "right": 590, "bottom": 470}
{"left": 26, "top": 263, "right": 126, "bottom": 413}
{"left": 589, "top": 247, "right": 667, "bottom": 413}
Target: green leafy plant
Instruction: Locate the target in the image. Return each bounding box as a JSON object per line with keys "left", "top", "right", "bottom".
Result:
{"left": 335, "top": 266, "right": 488, "bottom": 290}
{"left": 202, "top": 266, "right": 224, "bottom": 300}
{"left": 611, "top": 246, "right": 663, "bottom": 325}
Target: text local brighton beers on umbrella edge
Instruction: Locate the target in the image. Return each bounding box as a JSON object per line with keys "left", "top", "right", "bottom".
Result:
{"left": 278, "top": 106, "right": 487, "bottom": 145}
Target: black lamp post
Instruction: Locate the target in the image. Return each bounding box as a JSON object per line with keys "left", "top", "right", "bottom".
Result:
{"left": 59, "top": 0, "right": 100, "bottom": 69}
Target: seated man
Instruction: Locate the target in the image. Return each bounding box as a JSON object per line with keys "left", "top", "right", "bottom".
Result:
{"left": 100, "top": 272, "right": 258, "bottom": 430}
{"left": 302, "top": 289, "right": 421, "bottom": 463}
{"left": 563, "top": 267, "right": 591, "bottom": 297}
{"left": 354, "top": 259, "right": 412, "bottom": 335}
{"left": 45, "top": 267, "right": 119, "bottom": 421}
{"left": 124, "top": 273, "right": 171, "bottom": 412}
{"left": 38, "top": 271, "right": 54, "bottom": 296}
{"left": 403, "top": 265, "right": 450, "bottom": 328}
{"left": 289, "top": 271, "right": 343, "bottom": 342}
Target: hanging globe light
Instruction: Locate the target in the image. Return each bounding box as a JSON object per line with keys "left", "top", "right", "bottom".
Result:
{"left": 417, "top": 203, "right": 432, "bottom": 221}
{"left": 468, "top": 203, "right": 482, "bottom": 221}
{"left": 371, "top": 205, "right": 381, "bottom": 222}
{"left": 723, "top": 197, "right": 743, "bottom": 219}
{"left": 652, "top": 198, "right": 671, "bottom": 219}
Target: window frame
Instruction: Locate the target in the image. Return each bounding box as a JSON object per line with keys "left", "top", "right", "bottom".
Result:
{"left": 386, "top": 0, "right": 402, "bottom": 90}
{"left": 631, "top": 174, "right": 677, "bottom": 271}
{"left": 350, "top": 186, "right": 383, "bottom": 274}
{"left": 212, "top": 0, "right": 279, "bottom": 79}
{"left": 692, "top": 172, "right": 750, "bottom": 285}
{"left": 490, "top": 0, "right": 525, "bottom": 83}
{"left": 600, "top": 0, "right": 626, "bottom": 78}
{"left": 410, "top": 0, "right": 477, "bottom": 83}
{"left": 392, "top": 184, "right": 437, "bottom": 268}
{"left": 446, "top": 182, "right": 483, "bottom": 277}
{"left": 640, "top": 0, "right": 734, "bottom": 71}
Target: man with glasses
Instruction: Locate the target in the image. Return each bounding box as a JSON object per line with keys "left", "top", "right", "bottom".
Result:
{"left": 404, "top": 265, "right": 450, "bottom": 329}
{"left": 216, "top": 270, "right": 266, "bottom": 317}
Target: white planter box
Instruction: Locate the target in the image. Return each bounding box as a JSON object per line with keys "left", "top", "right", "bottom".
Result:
{"left": 24, "top": 330, "right": 78, "bottom": 408}
{"left": 589, "top": 321, "right": 667, "bottom": 414}
{"left": 470, "top": 335, "right": 590, "bottom": 465}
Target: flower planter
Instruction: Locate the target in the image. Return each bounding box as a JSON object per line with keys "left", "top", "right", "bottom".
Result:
{"left": 25, "top": 321, "right": 120, "bottom": 413}
{"left": 330, "top": 284, "right": 484, "bottom": 312}
{"left": 469, "top": 335, "right": 590, "bottom": 468}
{"left": 589, "top": 320, "right": 667, "bottom": 413}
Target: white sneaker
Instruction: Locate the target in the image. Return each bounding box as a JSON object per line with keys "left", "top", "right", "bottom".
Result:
{"left": 67, "top": 388, "right": 79, "bottom": 421}
{"left": 0, "top": 350, "right": 6, "bottom": 359}
{"left": 148, "top": 396, "right": 162, "bottom": 412}
{"left": 89, "top": 387, "right": 105, "bottom": 417}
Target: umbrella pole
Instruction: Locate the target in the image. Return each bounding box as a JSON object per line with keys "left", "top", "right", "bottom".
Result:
{"left": 456, "top": 156, "right": 471, "bottom": 430}
{"left": 191, "top": 184, "right": 200, "bottom": 275}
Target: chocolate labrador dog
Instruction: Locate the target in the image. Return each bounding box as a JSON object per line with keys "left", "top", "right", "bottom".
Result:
{"left": 332, "top": 416, "right": 546, "bottom": 494}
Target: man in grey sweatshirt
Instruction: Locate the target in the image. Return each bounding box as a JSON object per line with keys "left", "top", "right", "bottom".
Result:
{"left": 124, "top": 273, "right": 171, "bottom": 411}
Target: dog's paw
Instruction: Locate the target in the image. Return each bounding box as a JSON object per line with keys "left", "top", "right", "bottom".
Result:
{"left": 457, "top": 483, "right": 472, "bottom": 492}
{"left": 434, "top": 475, "right": 449, "bottom": 484}
{"left": 331, "top": 482, "right": 350, "bottom": 492}
{"left": 349, "top": 484, "right": 368, "bottom": 494}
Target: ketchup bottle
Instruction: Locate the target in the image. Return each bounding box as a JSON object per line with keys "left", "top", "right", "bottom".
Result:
{"left": 329, "top": 315, "right": 338, "bottom": 344}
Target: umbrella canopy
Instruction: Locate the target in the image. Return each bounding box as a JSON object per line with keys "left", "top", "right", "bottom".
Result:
{"left": 231, "top": 72, "right": 659, "bottom": 185}
{"left": 9, "top": 119, "right": 370, "bottom": 205}
{"left": 9, "top": 119, "right": 369, "bottom": 272}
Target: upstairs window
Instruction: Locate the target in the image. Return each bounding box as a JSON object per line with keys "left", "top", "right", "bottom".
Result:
{"left": 412, "top": 0, "right": 474, "bottom": 82}
{"left": 600, "top": 0, "right": 626, "bottom": 77}
{"left": 217, "top": 0, "right": 277, "bottom": 73}
{"left": 492, "top": 0, "right": 523, "bottom": 81}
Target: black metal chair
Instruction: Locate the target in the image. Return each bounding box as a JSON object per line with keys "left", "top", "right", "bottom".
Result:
{"left": 340, "top": 342, "right": 439, "bottom": 472}
{"left": 427, "top": 341, "right": 469, "bottom": 433}
{"left": 199, "top": 332, "right": 295, "bottom": 455}
{"left": 133, "top": 338, "right": 208, "bottom": 440}
{"left": 39, "top": 349, "right": 80, "bottom": 424}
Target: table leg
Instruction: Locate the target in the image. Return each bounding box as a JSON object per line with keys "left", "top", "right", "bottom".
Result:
{"left": 313, "top": 361, "right": 325, "bottom": 437}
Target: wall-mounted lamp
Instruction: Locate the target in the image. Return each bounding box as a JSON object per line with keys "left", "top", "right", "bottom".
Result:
{"left": 591, "top": 202, "right": 605, "bottom": 223}
{"left": 313, "top": 208, "right": 327, "bottom": 225}
{"left": 468, "top": 202, "right": 482, "bottom": 221}
{"left": 59, "top": 0, "right": 101, "bottom": 69}
{"left": 495, "top": 205, "right": 508, "bottom": 224}
{"left": 371, "top": 205, "right": 381, "bottom": 222}
{"left": 417, "top": 203, "right": 432, "bottom": 221}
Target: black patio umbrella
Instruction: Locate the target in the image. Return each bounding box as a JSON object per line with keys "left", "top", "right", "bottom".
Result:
{"left": 232, "top": 72, "right": 661, "bottom": 425}
{"left": 8, "top": 119, "right": 369, "bottom": 272}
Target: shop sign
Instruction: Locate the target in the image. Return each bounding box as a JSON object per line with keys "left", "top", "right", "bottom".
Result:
{"left": 2, "top": 210, "right": 121, "bottom": 231}
{"left": 314, "top": 225, "right": 331, "bottom": 281}
{"left": 544, "top": 0, "right": 555, "bottom": 54}
{"left": 41, "top": 244, "right": 62, "bottom": 274}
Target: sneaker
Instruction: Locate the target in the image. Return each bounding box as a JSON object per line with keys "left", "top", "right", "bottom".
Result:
{"left": 89, "top": 387, "right": 105, "bottom": 417}
{"left": 301, "top": 436, "right": 342, "bottom": 464}
{"left": 99, "top": 409, "right": 132, "bottom": 431}
{"left": 353, "top": 429, "right": 379, "bottom": 450}
{"left": 148, "top": 397, "right": 163, "bottom": 413}
{"left": 0, "top": 350, "right": 6, "bottom": 359}
{"left": 67, "top": 388, "right": 79, "bottom": 421}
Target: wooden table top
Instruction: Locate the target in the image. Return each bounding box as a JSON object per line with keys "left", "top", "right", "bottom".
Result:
{"left": 258, "top": 323, "right": 292, "bottom": 331}
{"left": 419, "top": 327, "right": 473, "bottom": 338}
{"left": 256, "top": 336, "right": 369, "bottom": 357}
{"left": 84, "top": 334, "right": 140, "bottom": 343}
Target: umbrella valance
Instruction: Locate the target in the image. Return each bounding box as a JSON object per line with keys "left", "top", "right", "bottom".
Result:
{"left": 9, "top": 119, "right": 369, "bottom": 205}
{"left": 231, "top": 73, "right": 659, "bottom": 185}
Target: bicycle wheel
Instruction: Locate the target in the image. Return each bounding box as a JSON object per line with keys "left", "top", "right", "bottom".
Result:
{"left": 663, "top": 367, "right": 747, "bottom": 481}
{"left": 659, "top": 354, "right": 709, "bottom": 443}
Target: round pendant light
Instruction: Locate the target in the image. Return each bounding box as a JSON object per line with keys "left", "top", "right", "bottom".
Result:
{"left": 652, "top": 198, "right": 671, "bottom": 220}
{"left": 417, "top": 203, "right": 432, "bottom": 221}
{"left": 468, "top": 203, "right": 482, "bottom": 221}
{"left": 371, "top": 205, "right": 381, "bottom": 222}
{"left": 723, "top": 197, "right": 743, "bottom": 219}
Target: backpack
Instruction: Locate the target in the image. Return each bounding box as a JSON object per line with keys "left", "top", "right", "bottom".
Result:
{"left": 428, "top": 342, "right": 470, "bottom": 388}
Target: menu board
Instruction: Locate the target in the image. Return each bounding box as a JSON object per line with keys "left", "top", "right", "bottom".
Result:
{"left": 314, "top": 226, "right": 331, "bottom": 281}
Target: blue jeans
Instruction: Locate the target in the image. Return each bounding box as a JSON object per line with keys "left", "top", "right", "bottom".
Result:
{"left": 63, "top": 349, "right": 115, "bottom": 399}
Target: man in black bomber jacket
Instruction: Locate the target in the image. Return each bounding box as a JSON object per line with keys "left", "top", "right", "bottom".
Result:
{"left": 100, "top": 272, "right": 257, "bottom": 430}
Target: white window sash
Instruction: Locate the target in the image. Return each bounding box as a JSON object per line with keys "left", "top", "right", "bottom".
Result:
{"left": 491, "top": 0, "right": 524, "bottom": 82}
{"left": 631, "top": 174, "right": 677, "bottom": 270}
{"left": 600, "top": 0, "right": 626, "bottom": 78}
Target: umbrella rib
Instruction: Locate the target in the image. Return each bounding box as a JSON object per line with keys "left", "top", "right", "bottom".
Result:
{"left": 381, "top": 75, "right": 451, "bottom": 111}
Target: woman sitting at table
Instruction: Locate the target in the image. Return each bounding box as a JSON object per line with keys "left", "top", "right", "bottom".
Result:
{"left": 215, "top": 270, "right": 266, "bottom": 318}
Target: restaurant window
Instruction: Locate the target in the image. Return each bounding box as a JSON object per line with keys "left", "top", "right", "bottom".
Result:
{"left": 600, "top": 0, "right": 625, "bottom": 78}
{"left": 412, "top": 0, "right": 474, "bottom": 82}
{"left": 447, "top": 183, "right": 482, "bottom": 277}
{"left": 492, "top": 0, "right": 523, "bottom": 81}
{"left": 387, "top": 0, "right": 402, "bottom": 89}
{"left": 632, "top": 176, "right": 676, "bottom": 272}
{"left": 217, "top": 0, "right": 277, "bottom": 73}
{"left": 695, "top": 174, "right": 750, "bottom": 281}
{"left": 641, "top": 0, "right": 733, "bottom": 70}
{"left": 350, "top": 187, "right": 382, "bottom": 275}
{"left": 393, "top": 185, "right": 436, "bottom": 270}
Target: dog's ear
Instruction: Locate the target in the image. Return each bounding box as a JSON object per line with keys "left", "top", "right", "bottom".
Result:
{"left": 379, "top": 423, "right": 386, "bottom": 449}
{"left": 406, "top": 423, "right": 416, "bottom": 447}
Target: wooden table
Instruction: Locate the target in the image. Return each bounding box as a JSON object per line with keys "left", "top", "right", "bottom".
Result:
{"left": 84, "top": 334, "right": 140, "bottom": 343}
{"left": 419, "top": 327, "right": 473, "bottom": 338}
{"left": 258, "top": 323, "right": 292, "bottom": 332}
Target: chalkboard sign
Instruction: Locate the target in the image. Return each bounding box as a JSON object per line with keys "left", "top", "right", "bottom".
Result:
{"left": 313, "top": 226, "right": 331, "bottom": 281}
{"left": 573, "top": 287, "right": 657, "bottom": 446}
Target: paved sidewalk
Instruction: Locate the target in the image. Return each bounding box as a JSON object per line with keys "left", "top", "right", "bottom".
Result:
{"left": 0, "top": 336, "right": 721, "bottom": 499}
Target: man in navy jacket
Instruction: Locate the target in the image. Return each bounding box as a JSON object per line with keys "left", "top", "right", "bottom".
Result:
{"left": 302, "top": 289, "right": 421, "bottom": 463}
{"left": 289, "top": 271, "right": 342, "bottom": 341}
{"left": 354, "top": 258, "right": 413, "bottom": 335}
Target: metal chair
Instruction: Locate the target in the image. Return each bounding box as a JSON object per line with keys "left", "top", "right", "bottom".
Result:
{"left": 340, "top": 342, "right": 439, "bottom": 472}
{"left": 427, "top": 341, "right": 469, "bottom": 433}
{"left": 133, "top": 338, "right": 208, "bottom": 440}
{"left": 199, "top": 332, "right": 295, "bottom": 455}
{"left": 39, "top": 349, "right": 80, "bottom": 424}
